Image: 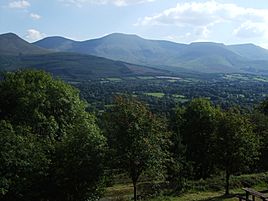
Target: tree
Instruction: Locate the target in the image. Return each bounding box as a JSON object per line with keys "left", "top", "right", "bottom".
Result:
{"left": 258, "top": 98, "right": 268, "bottom": 116}
{"left": 251, "top": 103, "right": 268, "bottom": 171}
{"left": 214, "top": 109, "right": 260, "bottom": 195}
{"left": 0, "top": 120, "right": 50, "bottom": 201}
{"left": 104, "top": 96, "right": 169, "bottom": 201}
{"left": 48, "top": 114, "right": 107, "bottom": 201}
{"left": 0, "top": 70, "right": 106, "bottom": 201}
{"left": 0, "top": 69, "right": 86, "bottom": 140}
{"left": 166, "top": 107, "right": 189, "bottom": 191}
{"left": 181, "top": 98, "right": 220, "bottom": 179}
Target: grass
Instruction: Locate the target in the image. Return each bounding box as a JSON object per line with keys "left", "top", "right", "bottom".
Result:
{"left": 138, "top": 76, "right": 155, "bottom": 80}
{"left": 172, "top": 94, "right": 188, "bottom": 103}
{"left": 102, "top": 172, "right": 268, "bottom": 201}
{"left": 168, "top": 80, "right": 178, "bottom": 83}
{"left": 253, "top": 77, "right": 268, "bottom": 82}
{"left": 144, "top": 92, "right": 165, "bottom": 98}
{"left": 172, "top": 95, "right": 186, "bottom": 98}
{"left": 223, "top": 74, "right": 249, "bottom": 81}
{"left": 106, "top": 77, "right": 122, "bottom": 81}
{"left": 146, "top": 192, "right": 238, "bottom": 201}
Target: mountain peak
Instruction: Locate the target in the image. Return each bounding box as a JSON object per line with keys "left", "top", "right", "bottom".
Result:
{"left": 100, "top": 33, "right": 143, "bottom": 41}
{"left": 0, "top": 32, "right": 21, "bottom": 40}
{"left": 33, "top": 36, "right": 75, "bottom": 51}
{"left": 0, "top": 32, "right": 50, "bottom": 55}
{"left": 190, "top": 42, "right": 225, "bottom": 47}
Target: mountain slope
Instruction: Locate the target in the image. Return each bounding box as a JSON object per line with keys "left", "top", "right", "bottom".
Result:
{"left": 227, "top": 44, "right": 268, "bottom": 60}
{"left": 0, "top": 33, "right": 172, "bottom": 79}
{"left": 0, "top": 33, "right": 50, "bottom": 55}
{"left": 0, "top": 52, "right": 171, "bottom": 79}
{"left": 34, "top": 33, "right": 268, "bottom": 73}
{"left": 34, "top": 33, "right": 188, "bottom": 66}
{"left": 33, "top": 36, "right": 75, "bottom": 51}
{"left": 2, "top": 32, "right": 268, "bottom": 75}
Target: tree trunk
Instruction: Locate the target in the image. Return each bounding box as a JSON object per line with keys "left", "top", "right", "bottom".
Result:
{"left": 133, "top": 181, "right": 137, "bottom": 201}
{"left": 225, "top": 170, "right": 230, "bottom": 195}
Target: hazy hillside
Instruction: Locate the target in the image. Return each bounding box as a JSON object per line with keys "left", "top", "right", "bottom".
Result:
{"left": 0, "top": 33, "right": 50, "bottom": 55}
{"left": 34, "top": 33, "right": 268, "bottom": 73}
{"left": 227, "top": 44, "right": 268, "bottom": 60}
{"left": 0, "top": 33, "right": 171, "bottom": 79}
{"left": 2, "top": 32, "right": 268, "bottom": 75}
{"left": 0, "top": 52, "right": 172, "bottom": 80}
{"left": 33, "top": 36, "right": 75, "bottom": 51}
{"left": 34, "top": 33, "right": 187, "bottom": 66}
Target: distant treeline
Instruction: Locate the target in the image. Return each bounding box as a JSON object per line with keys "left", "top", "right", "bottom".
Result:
{"left": 0, "top": 70, "right": 268, "bottom": 201}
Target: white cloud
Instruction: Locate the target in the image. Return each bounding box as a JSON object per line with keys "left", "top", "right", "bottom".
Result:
{"left": 9, "top": 0, "right": 30, "bottom": 9}
{"left": 30, "top": 13, "right": 41, "bottom": 20}
{"left": 136, "top": 1, "right": 268, "bottom": 40}
{"left": 233, "top": 21, "right": 267, "bottom": 38}
{"left": 60, "top": 0, "right": 154, "bottom": 7}
{"left": 26, "top": 29, "right": 45, "bottom": 41}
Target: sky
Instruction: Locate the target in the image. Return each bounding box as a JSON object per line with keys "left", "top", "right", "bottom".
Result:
{"left": 1, "top": 0, "right": 268, "bottom": 48}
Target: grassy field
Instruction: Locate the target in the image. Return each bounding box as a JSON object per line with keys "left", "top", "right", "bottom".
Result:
{"left": 102, "top": 173, "right": 268, "bottom": 201}
{"left": 144, "top": 92, "right": 165, "bottom": 98}
{"left": 138, "top": 76, "right": 155, "bottom": 80}
{"left": 147, "top": 191, "right": 238, "bottom": 201}
{"left": 106, "top": 77, "right": 122, "bottom": 81}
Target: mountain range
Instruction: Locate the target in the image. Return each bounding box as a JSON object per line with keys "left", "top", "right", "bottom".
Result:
{"left": 33, "top": 33, "right": 268, "bottom": 74}
{"left": 0, "top": 33, "right": 170, "bottom": 79}
{"left": 1, "top": 32, "right": 268, "bottom": 79}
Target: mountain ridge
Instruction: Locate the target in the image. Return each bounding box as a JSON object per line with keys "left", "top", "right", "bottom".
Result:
{"left": 2, "top": 32, "right": 268, "bottom": 75}
{"left": 0, "top": 33, "right": 171, "bottom": 79}
{"left": 33, "top": 33, "right": 268, "bottom": 73}
{"left": 0, "top": 33, "right": 51, "bottom": 55}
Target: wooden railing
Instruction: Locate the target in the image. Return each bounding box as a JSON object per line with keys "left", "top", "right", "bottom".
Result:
{"left": 237, "top": 188, "right": 268, "bottom": 201}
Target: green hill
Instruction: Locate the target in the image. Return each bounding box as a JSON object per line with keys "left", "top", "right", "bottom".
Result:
{"left": 227, "top": 43, "right": 268, "bottom": 60}
{"left": 0, "top": 52, "right": 170, "bottom": 80}
{"left": 34, "top": 33, "right": 187, "bottom": 67}
{"left": 2, "top": 32, "right": 268, "bottom": 76}
{"left": 0, "top": 33, "right": 50, "bottom": 55}
{"left": 33, "top": 33, "right": 268, "bottom": 74}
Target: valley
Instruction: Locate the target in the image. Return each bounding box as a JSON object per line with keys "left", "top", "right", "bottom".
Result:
{"left": 76, "top": 73, "right": 268, "bottom": 114}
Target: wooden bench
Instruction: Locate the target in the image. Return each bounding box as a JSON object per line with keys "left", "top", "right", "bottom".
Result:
{"left": 236, "top": 188, "right": 268, "bottom": 201}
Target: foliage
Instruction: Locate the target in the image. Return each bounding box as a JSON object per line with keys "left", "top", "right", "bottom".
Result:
{"left": 0, "top": 69, "right": 87, "bottom": 140}
{"left": 250, "top": 107, "right": 268, "bottom": 171}
{"left": 0, "top": 120, "right": 50, "bottom": 201}
{"left": 166, "top": 107, "right": 189, "bottom": 191}
{"left": 46, "top": 114, "right": 107, "bottom": 201}
{"left": 104, "top": 96, "right": 170, "bottom": 201}
{"left": 258, "top": 97, "right": 268, "bottom": 115}
{"left": 0, "top": 70, "right": 106, "bottom": 201}
{"left": 180, "top": 98, "right": 220, "bottom": 179}
{"left": 214, "top": 109, "right": 260, "bottom": 194}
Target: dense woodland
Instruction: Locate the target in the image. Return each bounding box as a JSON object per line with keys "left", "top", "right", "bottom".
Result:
{"left": 1, "top": 70, "right": 268, "bottom": 201}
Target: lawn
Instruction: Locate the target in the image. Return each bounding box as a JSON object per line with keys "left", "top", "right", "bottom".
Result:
{"left": 147, "top": 191, "right": 238, "bottom": 201}
{"left": 138, "top": 76, "right": 155, "bottom": 80}
{"left": 144, "top": 92, "right": 165, "bottom": 98}
{"left": 106, "top": 77, "right": 122, "bottom": 81}
{"left": 102, "top": 173, "right": 268, "bottom": 201}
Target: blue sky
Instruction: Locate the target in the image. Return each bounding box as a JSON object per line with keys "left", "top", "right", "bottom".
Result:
{"left": 1, "top": 0, "right": 268, "bottom": 48}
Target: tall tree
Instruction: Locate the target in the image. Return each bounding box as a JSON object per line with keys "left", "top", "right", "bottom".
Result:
{"left": 166, "top": 107, "right": 189, "bottom": 191}
{"left": 0, "top": 70, "right": 106, "bottom": 201}
{"left": 0, "top": 120, "right": 50, "bottom": 201}
{"left": 251, "top": 100, "right": 268, "bottom": 171}
{"left": 181, "top": 98, "right": 220, "bottom": 179}
{"left": 0, "top": 69, "right": 86, "bottom": 140}
{"left": 258, "top": 98, "right": 268, "bottom": 116}
{"left": 105, "top": 96, "right": 169, "bottom": 201}
{"left": 214, "top": 109, "right": 260, "bottom": 195}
